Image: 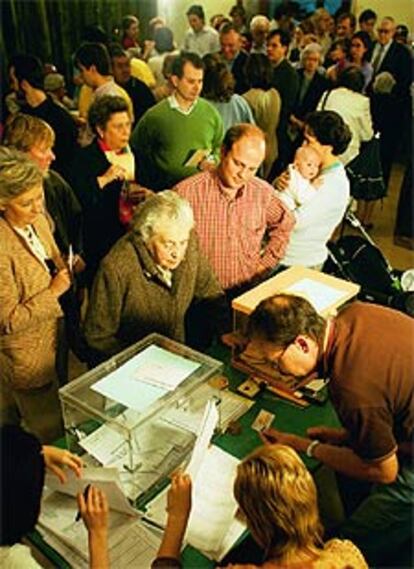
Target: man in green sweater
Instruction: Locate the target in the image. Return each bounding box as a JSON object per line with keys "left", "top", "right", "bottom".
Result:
{"left": 130, "top": 52, "right": 224, "bottom": 191}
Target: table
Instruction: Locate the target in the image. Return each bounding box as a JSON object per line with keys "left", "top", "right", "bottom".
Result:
{"left": 182, "top": 342, "right": 340, "bottom": 568}
{"left": 30, "top": 342, "right": 340, "bottom": 568}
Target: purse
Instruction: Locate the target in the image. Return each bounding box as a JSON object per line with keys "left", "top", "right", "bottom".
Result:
{"left": 345, "top": 133, "right": 386, "bottom": 200}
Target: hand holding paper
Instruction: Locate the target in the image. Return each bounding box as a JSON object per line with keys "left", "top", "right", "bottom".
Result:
{"left": 167, "top": 471, "right": 192, "bottom": 522}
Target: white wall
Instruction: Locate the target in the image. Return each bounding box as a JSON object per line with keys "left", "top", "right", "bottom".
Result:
{"left": 353, "top": 0, "right": 414, "bottom": 31}
{"left": 157, "top": 0, "right": 236, "bottom": 47}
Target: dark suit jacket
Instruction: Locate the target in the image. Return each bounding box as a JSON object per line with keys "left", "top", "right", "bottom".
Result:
{"left": 369, "top": 40, "right": 412, "bottom": 101}
{"left": 123, "top": 77, "right": 156, "bottom": 126}
{"left": 229, "top": 50, "right": 249, "bottom": 94}
{"left": 293, "top": 69, "right": 330, "bottom": 120}
{"left": 271, "top": 58, "right": 299, "bottom": 121}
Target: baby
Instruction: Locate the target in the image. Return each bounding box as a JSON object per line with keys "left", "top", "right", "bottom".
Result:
{"left": 277, "top": 146, "right": 322, "bottom": 211}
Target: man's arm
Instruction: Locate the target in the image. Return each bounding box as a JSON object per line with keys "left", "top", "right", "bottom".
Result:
{"left": 261, "top": 429, "right": 399, "bottom": 484}
{"left": 260, "top": 191, "right": 295, "bottom": 269}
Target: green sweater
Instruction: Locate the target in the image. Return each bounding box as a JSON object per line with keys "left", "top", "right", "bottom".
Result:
{"left": 131, "top": 97, "right": 224, "bottom": 191}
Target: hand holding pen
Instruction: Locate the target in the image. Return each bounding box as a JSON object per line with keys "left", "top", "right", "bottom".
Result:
{"left": 76, "top": 485, "right": 109, "bottom": 569}
{"left": 76, "top": 485, "right": 109, "bottom": 530}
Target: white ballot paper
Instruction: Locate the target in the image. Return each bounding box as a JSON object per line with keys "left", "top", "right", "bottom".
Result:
{"left": 143, "top": 401, "right": 245, "bottom": 560}
{"left": 186, "top": 399, "right": 219, "bottom": 479}
{"left": 144, "top": 445, "right": 245, "bottom": 561}
{"left": 39, "top": 468, "right": 161, "bottom": 567}
{"left": 44, "top": 467, "right": 138, "bottom": 516}
{"left": 284, "top": 278, "right": 345, "bottom": 313}
{"left": 92, "top": 345, "right": 201, "bottom": 411}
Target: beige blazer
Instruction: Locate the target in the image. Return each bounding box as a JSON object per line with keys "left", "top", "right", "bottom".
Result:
{"left": 0, "top": 215, "right": 64, "bottom": 390}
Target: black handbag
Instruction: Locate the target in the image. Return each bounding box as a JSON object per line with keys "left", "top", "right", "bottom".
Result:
{"left": 319, "top": 89, "right": 386, "bottom": 201}
{"left": 345, "top": 134, "right": 387, "bottom": 200}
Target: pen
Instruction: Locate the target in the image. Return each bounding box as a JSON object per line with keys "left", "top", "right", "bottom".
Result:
{"left": 75, "top": 484, "right": 91, "bottom": 521}
{"left": 68, "top": 244, "right": 74, "bottom": 275}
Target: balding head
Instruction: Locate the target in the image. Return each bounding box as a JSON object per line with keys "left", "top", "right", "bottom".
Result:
{"left": 218, "top": 124, "right": 266, "bottom": 189}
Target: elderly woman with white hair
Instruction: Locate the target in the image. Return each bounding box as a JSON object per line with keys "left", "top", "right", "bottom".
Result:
{"left": 84, "top": 191, "right": 226, "bottom": 363}
{"left": 289, "top": 43, "right": 329, "bottom": 148}
{"left": 0, "top": 147, "right": 70, "bottom": 443}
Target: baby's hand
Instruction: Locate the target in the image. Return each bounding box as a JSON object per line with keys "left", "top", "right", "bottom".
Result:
{"left": 313, "top": 175, "right": 323, "bottom": 189}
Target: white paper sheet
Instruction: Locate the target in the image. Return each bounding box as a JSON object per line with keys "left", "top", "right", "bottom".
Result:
{"left": 91, "top": 345, "right": 200, "bottom": 411}
{"left": 144, "top": 445, "right": 245, "bottom": 561}
{"left": 45, "top": 467, "right": 138, "bottom": 517}
{"left": 38, "top": 492, "right": 161, "bottom": 567}
{"left": 186, "top": 400, "right": 219, "bottom": 479}
{"left": 284, "top": 278, "right": 346, "bottom": 313}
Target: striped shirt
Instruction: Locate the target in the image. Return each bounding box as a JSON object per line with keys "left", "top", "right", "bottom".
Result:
{"left": 175, "top": 170, "right": 295, "bottom": 290}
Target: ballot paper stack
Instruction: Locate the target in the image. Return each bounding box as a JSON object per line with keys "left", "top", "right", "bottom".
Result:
{"left": 143, "top": 401, "right": 246, "bottom": 561}
{"left": 38, "top": 468, "right": 161, "bottom": 568}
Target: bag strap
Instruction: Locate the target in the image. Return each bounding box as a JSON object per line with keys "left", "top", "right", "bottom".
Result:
{"left": 321, "top": 89, "right": 332, "bottom": 110}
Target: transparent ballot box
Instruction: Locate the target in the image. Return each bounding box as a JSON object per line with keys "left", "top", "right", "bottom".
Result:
{"left": 59, "top": 333, "right": 223, "bottom": 501}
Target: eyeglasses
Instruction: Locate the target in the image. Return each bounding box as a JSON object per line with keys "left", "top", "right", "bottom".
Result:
{"left": 377, "top": 28, "right": 392, "bottom": 34}
{"left": 267, "top": 344, "right": 290, "bottom": 372}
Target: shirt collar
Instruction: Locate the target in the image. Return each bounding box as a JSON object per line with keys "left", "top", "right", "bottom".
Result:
{"left": 97, "top": 138, "right": 130, "bottom": 155}
{"left": 215, "top": 169, "right": 247, "bottom": 199}
{"left": 168, "top": 93, "right": 198, "bottom": 115}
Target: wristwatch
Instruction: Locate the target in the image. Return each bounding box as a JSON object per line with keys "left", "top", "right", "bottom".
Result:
{"left": 306, "top": 439, "right": 321, "bottom": 458}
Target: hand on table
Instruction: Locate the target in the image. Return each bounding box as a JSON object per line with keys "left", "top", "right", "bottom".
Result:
{"left": 260, "top": 427, "right": 309, "bottom": 453}
{"left": 42, "top": 446, "right": 83, "bottom": 483}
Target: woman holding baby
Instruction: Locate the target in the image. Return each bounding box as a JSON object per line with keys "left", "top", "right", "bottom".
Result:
{"left": 275, "top": 110, "right": 351, "bottom": 270}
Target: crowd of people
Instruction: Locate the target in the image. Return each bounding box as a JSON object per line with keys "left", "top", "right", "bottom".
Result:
{"left": 1, "top": 1, "right": 413, "bottom": 568}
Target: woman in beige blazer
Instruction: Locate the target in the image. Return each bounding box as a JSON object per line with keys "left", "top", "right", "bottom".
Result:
{"left": 0, "top": 147, "right": 70, "bottom": 443}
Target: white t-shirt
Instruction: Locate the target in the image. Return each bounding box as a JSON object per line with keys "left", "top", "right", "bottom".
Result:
{"left": 281, "top": 161, "right": 350, "bottom": 267}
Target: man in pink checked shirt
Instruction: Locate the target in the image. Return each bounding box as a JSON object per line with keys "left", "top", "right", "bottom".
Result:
{"left": 175, "top": 123, "right": 295, "bottom": 298}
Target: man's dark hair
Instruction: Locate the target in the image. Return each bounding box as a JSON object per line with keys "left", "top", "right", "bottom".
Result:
{"left": 1, "top": 425, "right": 45, "bottom": 545}
{"left": 81, "top": 24, "right": 108, "bottom": 44}
{"left": 336, "top": 12, "right": 356, "bottom": 31}
{"left": 219, "top": 22, "right": 240, "bottom": 36}
{"left": 305, "top": 110, "right": 352, "bottom": 156}
{"left": 75, "top": 42, "right": 111, "bottom": 75}
{"left": 171, "top": 52, "right": 204, "bottom": 78}
{"left": 247, "top": 294, "right": 326, "bottom": 347}
{"left": 337, "top": 65, "right": 365, "bottom": 93}
{"left": 245, "top": 54, "right": 273, "bottom": 90}
{"left": 268, "top": 29, "right": 291, "bottom": 48}
{"left": 10, "top": 54, "right": 44, "bottom": 90}
{"left": 108, "top": 42, "right": 128, "bottom": 60}
{"left": 154, "top": 27, "right": 174, "bottom": 53}
{"left": 186, "top": 4, "right": 205, "bottom": 21}
{"left": 88, "top": 95, "right": 130, "bottom": 134}
{"left": 358, "top": 9, "right": 377, "bottom": 25}
{"left": 222, "top": 123, "right": 265, "bottom": 154}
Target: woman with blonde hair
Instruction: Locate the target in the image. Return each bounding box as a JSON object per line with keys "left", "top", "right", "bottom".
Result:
{"left": 152, "top": 445, "right": 367, "bottom": 568}
{"left": 0, "top": 147, "right": 70, "bottom": 442}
